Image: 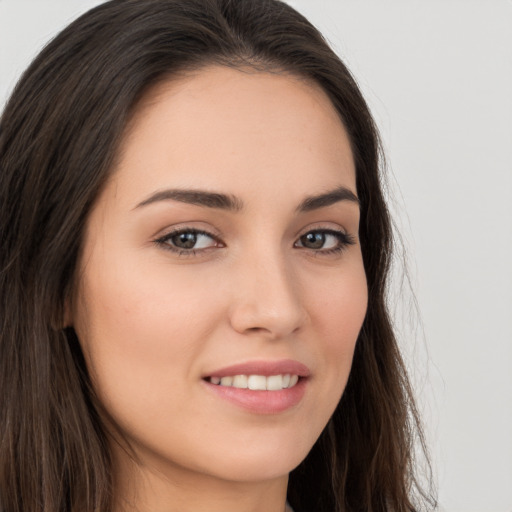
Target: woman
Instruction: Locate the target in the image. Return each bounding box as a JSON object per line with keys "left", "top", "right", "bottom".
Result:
{"left": 0, "top": 0, "right": 435, "bottom": 511}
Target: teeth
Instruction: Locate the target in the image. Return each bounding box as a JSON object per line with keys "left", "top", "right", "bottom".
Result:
{"left": 209, "top": 374, "right": 300, "bottom": 390}
{"left": 266, "top": 374, "right": 283, "bottom": 391}
{"left": 232, "top": 375, "right": 248, "bottom": 388}
{"left": 220, "top": 376, "right": 233, "bottom": 386}
{"left": 248, "top": 375, "right": 266, "bottom": 390}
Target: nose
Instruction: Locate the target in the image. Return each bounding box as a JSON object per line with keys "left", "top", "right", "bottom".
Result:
{"left": 228, "top": 249, "right": 307, "bottom": 340}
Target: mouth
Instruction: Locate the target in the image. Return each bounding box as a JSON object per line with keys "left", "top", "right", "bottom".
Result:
{"left": 202, "top": 360, "right": 309, "bottom": 414}
{"left": 205, "top": 374, "right": 300, "bottom": 390}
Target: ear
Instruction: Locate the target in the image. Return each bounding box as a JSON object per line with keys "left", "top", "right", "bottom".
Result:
{"left": 62, "top": 298, "right": 73, "bottom": 328}
{"left": 51, "top": 292, "right": 74, "bottom": 331}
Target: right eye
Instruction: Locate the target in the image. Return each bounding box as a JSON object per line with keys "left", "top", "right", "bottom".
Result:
{"left": 155, "top": 228, "right": 221, "bottom": 255}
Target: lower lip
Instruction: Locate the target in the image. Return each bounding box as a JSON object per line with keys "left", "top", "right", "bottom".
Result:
{"left": 203, "top": 378, "right": 307, "bottom": 414}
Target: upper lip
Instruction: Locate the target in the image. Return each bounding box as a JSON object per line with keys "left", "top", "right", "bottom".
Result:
{"left": 204, "top": 359, "right": 311, "bottom": 378}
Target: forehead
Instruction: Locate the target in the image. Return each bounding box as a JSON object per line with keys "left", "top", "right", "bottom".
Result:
{"left": 109, "top": 65, "right": 356, "bottom": 207}
{"left": 131, "top": 65, "right": 343, "bottom": 132}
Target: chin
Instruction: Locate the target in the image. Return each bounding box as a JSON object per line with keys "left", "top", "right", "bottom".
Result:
{"left": 205, "top": 454, "right": 304, "bottom": 483}
{"left": 192, "top": 430, "right": 317, "bottom": 483}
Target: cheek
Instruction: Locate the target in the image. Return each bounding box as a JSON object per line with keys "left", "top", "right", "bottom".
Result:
{"left": 307, "top": 260, "right": 367, "bottom": 393}
{"left": 73, "top": 264, "right": 228, "bottom": 464}
{"left": 73, "top": 254, "right": 218, "bottom": 411}
{"left": 325, "top": 278, "right": 367, "bottom": 352}
{"left": 313, "top": 256, "right": 367, "bottom": 329}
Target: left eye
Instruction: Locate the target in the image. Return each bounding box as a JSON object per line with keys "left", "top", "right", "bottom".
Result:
{"left": 295, "top": 230, "right": 353, "bottom": 252}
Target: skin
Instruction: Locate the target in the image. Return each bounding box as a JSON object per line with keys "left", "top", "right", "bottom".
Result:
{"left": 72, "top": 66, "right": 368, "bottom": 512}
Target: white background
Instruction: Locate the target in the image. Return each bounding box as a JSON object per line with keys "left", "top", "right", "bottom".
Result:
{"left": 1, "top": 1, "right": 511, "bottom": 511}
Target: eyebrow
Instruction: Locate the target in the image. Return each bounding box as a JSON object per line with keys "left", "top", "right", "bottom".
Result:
{"left": 134, "top": 185, "right": 359, "bottom": 212}
{"left": 135, "top": 189, "right": 244, "bottom": 211}
{"left": 296, "top": 186, "right": 359, "bottom": 212}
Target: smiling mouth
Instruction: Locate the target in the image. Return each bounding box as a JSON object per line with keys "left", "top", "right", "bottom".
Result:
{"left": 205, "top": 374, "right": 300, "bottom": 391}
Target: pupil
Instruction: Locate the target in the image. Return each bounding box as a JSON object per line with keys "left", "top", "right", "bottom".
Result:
{"left": 173, "top": 232, "right": 197, "bottom": 249}
{"left": 303, "top": 232, "right": 325, "bottom": 249}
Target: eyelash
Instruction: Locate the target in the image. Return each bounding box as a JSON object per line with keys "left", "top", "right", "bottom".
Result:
{"left": 154, "top": 227, "right": 356, "bottom": 257}
{"left": 154, "top": 228, "right": 222, "bottom": 257}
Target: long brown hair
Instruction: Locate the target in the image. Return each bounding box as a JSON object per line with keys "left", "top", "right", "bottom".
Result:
{"left": 0, "top": 1, "right": 435, "bottom": 510}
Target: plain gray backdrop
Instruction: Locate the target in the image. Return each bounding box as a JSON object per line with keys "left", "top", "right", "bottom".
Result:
{"left": 1, "top": 1, "right": 511, "bottom": 511}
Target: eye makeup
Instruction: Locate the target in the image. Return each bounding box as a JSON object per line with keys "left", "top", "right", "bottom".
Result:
{"left": 154, "top": 226, "right": 356, "bottom": 258}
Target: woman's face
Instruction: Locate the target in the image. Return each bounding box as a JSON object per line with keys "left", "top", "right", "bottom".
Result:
{"left": 73, "top": 66, "right": 367, "bottom": 487}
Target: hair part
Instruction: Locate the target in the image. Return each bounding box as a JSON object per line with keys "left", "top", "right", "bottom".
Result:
{"left": 0, "top": 1, "right": 436, "bottom": 510}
